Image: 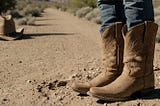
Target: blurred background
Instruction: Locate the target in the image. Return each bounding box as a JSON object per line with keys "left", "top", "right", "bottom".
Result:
{"left": 0, "top": 0, "right": 160, "bottom": 41}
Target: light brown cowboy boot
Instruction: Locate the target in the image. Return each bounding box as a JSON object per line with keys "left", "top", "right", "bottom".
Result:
{"left": 88, "top": 21, "right": 158, "bottom": 101}
{"left": 72, "top": 22, "right": 124, "bottom": 94}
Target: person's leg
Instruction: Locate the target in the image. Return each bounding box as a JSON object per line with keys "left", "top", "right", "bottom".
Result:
{"left": 72, "top": 0, "right": 125, "bottom": 95}
{"left": 87, "top": 0, "right": 159, "bottom": 101}
{"left": 124, "top": 0, "right": 154, "bottom": 30}
{"left": 98, "top": 0, "right": 125, "bottom": 33}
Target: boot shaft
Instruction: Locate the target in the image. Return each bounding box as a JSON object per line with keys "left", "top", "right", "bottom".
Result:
{"left": 102, "top": 22, "right": 124, "bottom": 75}
{"left": 122, "top": 21, "right": 158, "bottom": 77}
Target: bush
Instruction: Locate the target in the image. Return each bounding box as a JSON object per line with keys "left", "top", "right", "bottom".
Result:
{"left": 18, "top": 18, "right": 27, "bottom": 25}
{"left": 27, "top": 17, "right": 36, "bottom": 25}
{"left": 70, "top": 0, "right": 97, "bottom": 9}
{"left": 85, "top": 8, "right": 100, "bottom": 20}
{"left": 21, "top": 5, "right": 41, "bottom": 17}
{"left": 91, "top": 16, "right": 101, "bottom": 24}
{"left": 6, "top": 9, "right": 22, "bottom": 18}
{"left": 17, "top": 16, "right": 35, "bottom": 26}
{"left": 0, "top": 0, "right": 16, "bottom": 13}
{"left": 87, "top": 0, "right": 97, "bottom": 8}
{"left": 76, "top": 7, "right": 93, "bottom": 18}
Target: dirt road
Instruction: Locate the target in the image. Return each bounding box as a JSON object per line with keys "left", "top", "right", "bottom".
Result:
{"left": 0, "top": 8, "right": 160, "bottom": 106}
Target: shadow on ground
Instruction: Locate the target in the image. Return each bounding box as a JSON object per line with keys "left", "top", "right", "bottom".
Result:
{"left": 36, "top": 18, "right": 57, "bottom": 21}
{"left": 21, "top": 32, "right": 75, "bottom": 39}
{"left": 31, "top": 24, "right": 53, "bottom": 26}
{"left": 96, "top": 88, "right": 160, "bottom": 104}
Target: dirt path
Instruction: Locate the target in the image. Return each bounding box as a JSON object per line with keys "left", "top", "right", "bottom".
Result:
{"left": 0, "top": 8, "right": 160, "bottom": 106}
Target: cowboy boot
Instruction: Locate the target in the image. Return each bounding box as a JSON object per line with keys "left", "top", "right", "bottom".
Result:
{"left": 72, "top": 22, "right": 124, "bottom": 94}
{"left": 88, "top": 21, "right": 158, "bottom": 101}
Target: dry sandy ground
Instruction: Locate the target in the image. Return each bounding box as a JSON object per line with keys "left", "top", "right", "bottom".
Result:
{"left": 0, "top": 8, "right": 160, "bottom": 106}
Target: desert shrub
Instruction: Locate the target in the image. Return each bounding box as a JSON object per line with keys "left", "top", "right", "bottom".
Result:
{"left": 91, "top": 16, "right": 101, "bottom": 24}
{"left": 70, "top": 0, "right": 87, "bottom": 9}
{"left": 87, "top": 0, "right": 97, "bottom": 8}
{"left": 85, "top": 8, "right": 100, "bottom": 20}
{"left": 31, "top": 7, "right": 41, "bottom": 17}
{"left": 18, "top": 16, "right": 35, "bottom": 26}
{"left": 7, "top": 0, "right": 49, "bottom": 18}
{"left": 15, "top": 1, "right": 28, "bottom": 10}
{"left": 0, "top": 0, "right": 16, "bottom": 13}
{"left": 18, "top": 18, "right": 27, "bottom": 25}
{"left": 21, "top": 5, "right": 41, "bottom": 17}
{"left": 6, "top": 9, "right": 22, "bottom": 18}
{"left": 70, "top": 0, "right": 97, "bottom": 9}
{"left": 52, "top": 2, "right": 61, "bottom": 9}
{"left": 27, "top": 17, "right": 36, "bottom": 25}
{"left": 66, "top": 8, "right": 77, "bottom": 16}
{"left": 76, "top": 7, "right": 93, "bottom": 18}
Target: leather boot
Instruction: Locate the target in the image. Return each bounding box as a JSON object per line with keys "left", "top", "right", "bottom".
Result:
{"left": 72, "top": 22, "right": 124, "bottom": 94}
{"left": 88, "top": 21, "right": 158, "bottom": 101}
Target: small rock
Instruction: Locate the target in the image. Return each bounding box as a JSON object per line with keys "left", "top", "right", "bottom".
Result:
{"left": 2, "top": 98, "right": 7, "bottom": 101}
{"left": 57, "top": 81, "right": 67, "bottom": 87}
{"left": 137, "top": 102, "right": 145, "bottom": 106}
{"left": 103, "top": 103, "right": 107, "bottom": 106}
{"left": 57, "top": 96, "right": 63, "bottom": 101}
{"left": 68, "top": 73, "right": 78, "bottom": 80}
{"left": 96, "top": 67, "right": 100, "bottom": 71}
{"left": 41, "top": 81, "right": 46, "bottom": 85}
{"left": 27, "top": 80, "right": 32, "bottom": 83}
{"left": 47, "top": 82, "right": 56, "bottom": 90}
{"left": 89, "top": 68, "right": 94, "bottom": 70}
{"left": 88, "top": 71, "right": 92, "bottom": 74}
{"left": 86, "top": 75, "right": 92, "bottom": 79}
{"left": 19, "top": 60, "right": 23, "bottom": 63}
{"left": 37, "top": 85, "right": 43, "bottom": 92}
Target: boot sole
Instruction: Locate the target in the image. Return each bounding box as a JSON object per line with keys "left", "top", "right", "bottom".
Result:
{"left": 87, "top": 92, "right": 130, "bottom": 101}
{"left": 87, "top": 87, "right": 154, "bottom": 102}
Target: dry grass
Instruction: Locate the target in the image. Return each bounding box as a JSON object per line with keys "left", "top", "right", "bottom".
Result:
{"left": 76, "top": 7, "right": 93, "bottom": 18}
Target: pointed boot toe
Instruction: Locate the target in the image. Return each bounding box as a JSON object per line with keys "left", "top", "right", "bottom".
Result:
{"left": 72, "top": 82, "right": 91, "bottom": 94}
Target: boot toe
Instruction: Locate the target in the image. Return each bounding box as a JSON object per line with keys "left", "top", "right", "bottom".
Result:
{"left": 72, "top": 82, "right": 90, "bottom": 94}
{"left": 88, "top": 87, "right": 102, "bottom": 96}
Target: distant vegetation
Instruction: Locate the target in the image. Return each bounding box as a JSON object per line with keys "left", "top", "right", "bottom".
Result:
{"left": 0, "top": 0, "right": 159, "bottom": 42}
{"left": 0, "top": 0, "right": 16, "bottom": 14}
{"left": 52, "top": 0, "right": 100, "bottom": 24}
{"left": 52, "top": 0, "right": 160, "bottom": 42}
{"left": 6, "top": 0, "right": 49, "bottom": 25}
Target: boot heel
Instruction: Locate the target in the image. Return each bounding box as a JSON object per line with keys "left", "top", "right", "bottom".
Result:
{"left": 131, "top": 87, "right": 154, "bottom": 98}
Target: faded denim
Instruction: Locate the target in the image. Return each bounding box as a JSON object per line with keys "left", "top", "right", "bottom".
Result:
{"left": 98, "top": 0, "right": 154, "bottom": 33}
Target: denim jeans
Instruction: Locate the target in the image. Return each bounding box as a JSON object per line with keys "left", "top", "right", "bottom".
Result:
{"left": 98, "top": 0, "right": 155, "bottom": 33}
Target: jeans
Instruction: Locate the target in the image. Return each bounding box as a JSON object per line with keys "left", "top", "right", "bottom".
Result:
{"left": 98, "top": 0, "right": 155, "bottom": 33}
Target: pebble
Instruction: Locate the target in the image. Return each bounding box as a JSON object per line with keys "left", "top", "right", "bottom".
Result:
{"left": 2, "top": 98, "right": 7, "bottom": 101}
{"left": 86, "top": 75, "right": 92, "bottom": 79}
{"left": 27, "top": 80, "right": 32, "bottom": 83}
{"left": 57, "top": 81, "right": 67, "bottom": 87}
{"left": 37, "top": 85, "right": 43, "bottom": 92}
{"left": 19, "top": 60, "right": 23, "bottom": 63}
{"left": 47, "top": 82, "right": 56, "bottom": 90}
{"left": 103, "top": 103, "right": 107, "bottom": 106}
{"left": 57, "top": 96, "right": 64, "bottom": 101}
{"left": 68, "top": 73, "right": 78, "bottom": 80}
